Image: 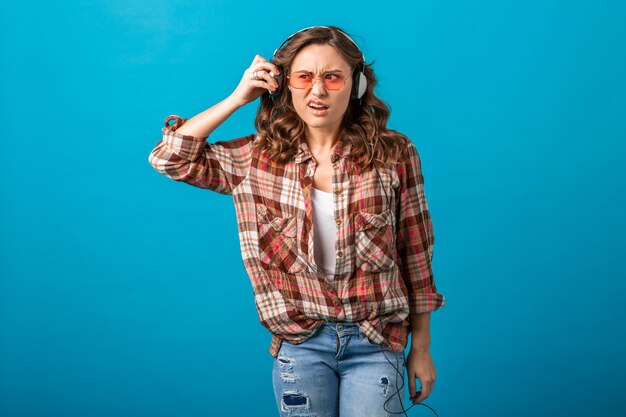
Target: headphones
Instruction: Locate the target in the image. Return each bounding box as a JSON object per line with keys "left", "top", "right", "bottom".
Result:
{"left": 269, "top": 26, "right": 368, "bottom": 103}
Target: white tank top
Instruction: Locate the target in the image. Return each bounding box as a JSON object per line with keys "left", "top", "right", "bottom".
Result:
{"left": 311, "top": 187, "right": 336, "bottom": 281}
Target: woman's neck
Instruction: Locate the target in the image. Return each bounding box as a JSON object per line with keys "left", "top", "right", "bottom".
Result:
{"left": 305, "top": 125, "right": 342, "bottom": 153}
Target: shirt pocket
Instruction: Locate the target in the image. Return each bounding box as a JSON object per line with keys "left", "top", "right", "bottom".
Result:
{"left": 353, "top": 209, "right": 396, "bottom": 272}
{"left": 256, "top": 203, "right": 306, "bottom": 274}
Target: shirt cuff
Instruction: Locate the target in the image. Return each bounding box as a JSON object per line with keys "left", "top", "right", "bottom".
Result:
{"left": 409, "top": 292, "right": 445, "bottom": 314}
{"left": 161, "top": 115, "right": 208, "bottom": 161}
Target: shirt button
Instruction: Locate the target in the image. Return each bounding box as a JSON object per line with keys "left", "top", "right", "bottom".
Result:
{"left": 337, "top": 251, "right": 343, "bottom": 257}
{"left": 334, "top": 188, "right": 343, "bottom": 195}
{"left": 333, "top": 299, "right": 340, "bottom": 306}
{"left": 335, "top": 219, "right": 342, "bottom": 226}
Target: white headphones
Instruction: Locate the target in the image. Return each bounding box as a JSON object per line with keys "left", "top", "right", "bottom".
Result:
{"left": 271, "top": 26, "right": 368, "bottom": 101}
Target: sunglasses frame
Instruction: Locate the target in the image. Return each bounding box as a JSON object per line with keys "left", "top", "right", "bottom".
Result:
{"left": 286, "top": 70, "right": 350, "bottom": 91}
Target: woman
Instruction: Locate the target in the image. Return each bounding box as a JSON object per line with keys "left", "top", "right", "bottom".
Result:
{"left": 148, "top": 25, "right": 445, "bottom": 417}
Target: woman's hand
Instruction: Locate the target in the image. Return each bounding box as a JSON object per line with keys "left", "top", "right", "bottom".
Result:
{"left": 228, "top": 55, "right": 281, "bottom": 108}
{"left": 406, "top": 346, "right": 436, "bottom": 404}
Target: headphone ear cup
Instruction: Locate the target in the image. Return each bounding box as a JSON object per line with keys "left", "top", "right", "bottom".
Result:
{"left": 351, "top": 70, "right": 368, "bottom": 100}
{"left": 356, "top": 71, "right": 367, "bottom": 99}
{"left": 351, "top": 71, "right": 367, "bottom": 100}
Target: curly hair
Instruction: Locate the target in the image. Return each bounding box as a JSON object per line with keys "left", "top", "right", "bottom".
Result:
{"left": 254, "top": 26, "right": 412, "bottom": 171}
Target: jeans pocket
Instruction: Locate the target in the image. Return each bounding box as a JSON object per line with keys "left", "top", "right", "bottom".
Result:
{"left": 358, "top": 328, "right": 380, "bottom": 347}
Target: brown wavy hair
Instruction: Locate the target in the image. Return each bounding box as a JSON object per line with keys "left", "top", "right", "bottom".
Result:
{"left": 254, "top": 26, "right": 412, "bottom": 171}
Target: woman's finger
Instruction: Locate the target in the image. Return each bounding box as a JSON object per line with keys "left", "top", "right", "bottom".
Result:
{"left": 251, "top": 61, "right": 280, "bottom": 75}
{"left": 249, "top": 77, "right": 277, "bottom": 92}
{"left": 411, "top": 377, "right": 435, "bottom": 403}
{"left": 249, "top": 68, "right": 279, "bottom": 88}
{"left": 229, "top": 54, "right": 281, "bottom": 105}
{"left": 252, "top": 54, "right": 267, "bottom": 64}
{"left": 250, "top": 64, "right": 281, "bottom": 84}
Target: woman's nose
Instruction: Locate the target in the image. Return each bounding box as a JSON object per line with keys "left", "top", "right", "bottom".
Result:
{"left": 310, "top": 78, "right": 327, "bottom": 96}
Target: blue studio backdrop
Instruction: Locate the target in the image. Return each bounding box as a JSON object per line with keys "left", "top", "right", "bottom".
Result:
{"left": 1, "top": 1, "right": 624, "bottom": 416}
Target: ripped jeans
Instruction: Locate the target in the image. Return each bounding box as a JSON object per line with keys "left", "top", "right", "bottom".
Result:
{"left": 272, "top": 322, "right": 407, "bottom": 417}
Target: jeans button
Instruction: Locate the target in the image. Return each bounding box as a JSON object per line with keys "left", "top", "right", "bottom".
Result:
{"left": 337, "top": 324, "right": 344, "bottom": 331}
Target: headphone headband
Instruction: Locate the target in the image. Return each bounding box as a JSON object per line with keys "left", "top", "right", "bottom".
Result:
{"left": 272, "top": 25, "right": 366, "bottom": 63}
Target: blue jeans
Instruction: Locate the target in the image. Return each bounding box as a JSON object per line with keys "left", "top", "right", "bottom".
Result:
{"left": 272, "top": 322, "right": 407, "bottom": 417}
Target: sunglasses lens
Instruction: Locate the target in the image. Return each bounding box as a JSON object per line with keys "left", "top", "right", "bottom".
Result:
{"left": 323, "top": 74, "right": 345, "bottom": 90}
{"left": 290, "top": 72, "right": 312, "bottom": 89}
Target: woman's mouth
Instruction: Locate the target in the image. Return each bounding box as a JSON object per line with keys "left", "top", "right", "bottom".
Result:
{"left": 307, "top": 103, "right": 329, "bottom": 116}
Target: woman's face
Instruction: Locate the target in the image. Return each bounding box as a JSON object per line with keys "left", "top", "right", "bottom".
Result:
{"left": 288, "top": 43, "right": 353, "bottom": 136}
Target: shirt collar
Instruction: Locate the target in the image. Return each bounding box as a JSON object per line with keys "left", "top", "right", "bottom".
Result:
{"left": 293, "top": 134, "right": 352, "bottom": 164}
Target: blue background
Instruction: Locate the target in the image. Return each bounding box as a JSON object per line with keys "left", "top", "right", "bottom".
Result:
{"left": 1, "top": 1, "right": 624, "bottom": 416}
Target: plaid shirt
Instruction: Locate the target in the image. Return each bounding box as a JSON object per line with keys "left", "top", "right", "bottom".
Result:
{"left": 148, "top": 115, "right": 445, "bottom": 357}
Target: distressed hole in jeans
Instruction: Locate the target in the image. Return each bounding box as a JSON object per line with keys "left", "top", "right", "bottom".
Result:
{"left": 281, "top": 390, "right": 311, "bottom": 414}
{"left": 380, "top": 376, "right": 390, "bottom": 397}
{"left": 280, "top": 371, "right": 299, "bottom": 383}
{"left": 278, "top": 355, "right": 295, "bottom": 370}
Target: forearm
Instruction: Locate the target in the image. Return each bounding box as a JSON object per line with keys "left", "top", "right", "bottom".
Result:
{"left": 175, "top": 95, "right": 243, "bottom": 138}
{"left": 410, "top": 312, "right": 431, "bottom": 350}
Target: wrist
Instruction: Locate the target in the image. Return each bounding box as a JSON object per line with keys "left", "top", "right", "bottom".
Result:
{"left": 225, "top": 94, "right": 246, "bottom": 110}
{"left": 410, "top": 343, "right": 431, "bottom": 352}
{"left": 410, "top": 335, "right": 431, "bottom": 351}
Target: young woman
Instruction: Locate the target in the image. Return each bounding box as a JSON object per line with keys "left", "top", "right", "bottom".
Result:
{"left": 148, "top": 25, "right": 445, "bottom": 417}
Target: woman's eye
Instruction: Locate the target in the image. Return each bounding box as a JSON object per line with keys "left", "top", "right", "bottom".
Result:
{"left": 298, "top": 73, "right": 311, "bottom": 80}
{"left": 324, "top": 74, "right": 340, "bottom": 80}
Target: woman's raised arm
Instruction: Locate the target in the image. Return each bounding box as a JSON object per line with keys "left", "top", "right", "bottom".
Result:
{"left": 175, "top": 54, "right": 280, "bottom": 138}
{"left": 147, "top": 55, "right": 281, "bottom": 194}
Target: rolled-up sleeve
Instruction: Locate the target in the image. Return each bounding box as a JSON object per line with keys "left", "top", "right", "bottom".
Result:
{"left": 395, "top": 142, "right": 445, "bottom": 314}
{"left": 148, "top": 115, "right": 255, "bottom": 195}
